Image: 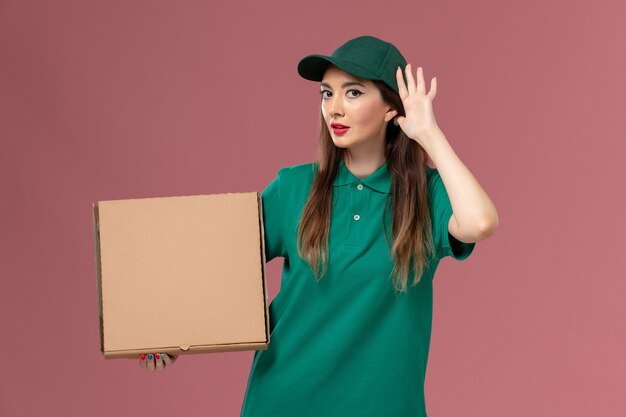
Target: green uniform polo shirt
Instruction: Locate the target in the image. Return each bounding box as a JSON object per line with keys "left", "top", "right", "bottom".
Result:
{"left": 241, "top": 159, "right": 476, "bottom": 417}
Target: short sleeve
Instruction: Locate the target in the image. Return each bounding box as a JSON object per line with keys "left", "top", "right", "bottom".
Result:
{"left": 428, "top": 168, "right": 476, "bottom": 261}
{"left": 261, "top": 168, "right": 287, "bottom": 262}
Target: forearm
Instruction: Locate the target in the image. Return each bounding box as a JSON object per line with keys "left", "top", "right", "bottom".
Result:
{"left": 420, "top": 126, "right": 499, "bottom": 238}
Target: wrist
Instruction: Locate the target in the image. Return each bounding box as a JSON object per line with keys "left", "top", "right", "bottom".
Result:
{"left": 415, "top": 125, "right": 444, "bottom": 149}
{"left": 418, "top": 124, "right": 442, "bottom": 140}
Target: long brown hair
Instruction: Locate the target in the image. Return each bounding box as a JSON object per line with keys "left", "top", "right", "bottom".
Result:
{"left": 296, "top": 79, "right": 436, "bottom": 293}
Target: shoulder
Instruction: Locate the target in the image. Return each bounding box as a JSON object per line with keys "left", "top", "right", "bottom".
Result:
{"left": 276, "top": 161, "right": 318, "bottom": 185}
{"left": 279, "top": 161, "right": 317, "bottom": 177}
{"left": 424, "top": 165, "right": 448, "bottom": 206}
{"left": 270, "top": 162, "right": 317, "bottom": 208}
{"left": 424, "top": 164, "right": 437, "bottom": 178}
{"left": 424, "top": 165, "right": 442, "bottom": 189}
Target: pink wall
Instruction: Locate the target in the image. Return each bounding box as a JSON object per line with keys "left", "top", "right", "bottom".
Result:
{"left": 1, "top": 0, "right": 625, "bottom": 416}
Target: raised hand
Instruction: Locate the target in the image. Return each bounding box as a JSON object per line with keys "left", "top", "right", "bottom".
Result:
{"left": 394, "top": 63, "right": 439, "bottom": 146}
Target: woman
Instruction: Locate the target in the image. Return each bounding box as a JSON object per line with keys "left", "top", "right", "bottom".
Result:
{"left": 141, "top": 35, "right": 499, "bottom": 417}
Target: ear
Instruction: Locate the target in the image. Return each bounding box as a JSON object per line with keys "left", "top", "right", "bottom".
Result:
{"left": 385, "top": 108, "right": 398, "bottom": 123}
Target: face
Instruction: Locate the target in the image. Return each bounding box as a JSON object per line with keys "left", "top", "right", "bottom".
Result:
{"left": 320, "top": 65, "right": 397, "bottom": 152}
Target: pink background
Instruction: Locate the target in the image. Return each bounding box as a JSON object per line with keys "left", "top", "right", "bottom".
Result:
{"left": 1, "top": 0, "right": 625, "bottom": 416}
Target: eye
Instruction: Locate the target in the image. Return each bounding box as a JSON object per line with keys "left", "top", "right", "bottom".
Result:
{"left": 319, "top": 89, "right": 363, "bottom": 99}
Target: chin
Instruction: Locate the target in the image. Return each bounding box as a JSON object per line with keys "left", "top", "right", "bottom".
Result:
{"left": 331, "top": 138, "right": 352, "bottom": 148}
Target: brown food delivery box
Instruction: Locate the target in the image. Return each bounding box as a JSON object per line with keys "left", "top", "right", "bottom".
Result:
{"left": 92, "top": 192, "right": 271, "bottom": 359}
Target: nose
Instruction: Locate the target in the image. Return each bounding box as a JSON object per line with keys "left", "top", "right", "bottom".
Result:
{"left": 327, "top": 94, "right": 344, "bottom": 118}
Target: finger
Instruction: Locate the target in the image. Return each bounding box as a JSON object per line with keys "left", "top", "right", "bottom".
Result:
{"left": 139, "top": 353, "right": 147, "bottom": 369}
{"left": 155, "top": 353, "right": 165, "bottom": 372}
{"left": 429, "top": 77, "right": 437, "bottom": 99}
{"left": 162, "top": 353, "right": 177, "bottom": 366}
{"left": 147, "top": 353, "right": 155, "bottom": 372}
{"left": 405, "top": 63, "right": 416, "bottom": 93}
{"left": 162, "top": 353, "right": 172, "bottom": 366}
{"left": 396, "top": 66, "right": 408, "bottom": 99}
{"left": 416, "top": 66, "right": 426, "bottom": 95}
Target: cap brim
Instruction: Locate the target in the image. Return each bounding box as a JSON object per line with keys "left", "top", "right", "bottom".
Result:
{"left": 297, "top": 54, "right": 380, "bottom": 82}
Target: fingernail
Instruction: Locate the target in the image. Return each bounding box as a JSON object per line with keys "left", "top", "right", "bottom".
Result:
{"left": 140, "top": 354, "right": 146, "bottom": 360}
{"left": 155, "top": 354, "right": 160, "bottom": 359}
{"left": 147, "top": 354, "right": 153, "bottom": 360}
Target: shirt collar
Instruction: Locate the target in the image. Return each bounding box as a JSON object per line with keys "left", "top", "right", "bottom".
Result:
{"left": 332, "top": 159, "right": 391, "bottom": 194}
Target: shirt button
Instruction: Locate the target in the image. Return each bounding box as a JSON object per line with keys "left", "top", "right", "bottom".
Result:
{"left": 353, "top": 214, "right": 360, "bottom": 221}
{"left": 357, "top": 184, "right": 364, "bottom": 190}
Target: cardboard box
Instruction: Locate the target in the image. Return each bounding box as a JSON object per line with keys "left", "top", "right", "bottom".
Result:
{"left": 92, "top": 192, "right": 270, "bottom": 359}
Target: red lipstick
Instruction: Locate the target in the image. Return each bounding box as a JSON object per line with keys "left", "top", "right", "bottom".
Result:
{"left": 331, "top": 122, "right": 350, "bottom": 135}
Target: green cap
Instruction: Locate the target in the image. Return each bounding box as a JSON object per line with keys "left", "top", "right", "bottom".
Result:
{"left": 297, "top": 35, "right": 408, "bottom": 95}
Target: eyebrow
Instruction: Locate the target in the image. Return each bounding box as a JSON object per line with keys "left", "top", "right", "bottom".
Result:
{"left": 320, "top": 81, "right": 367, "bottom": 89}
